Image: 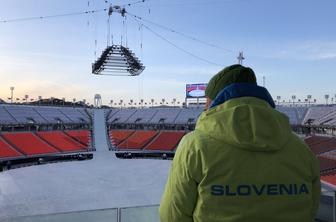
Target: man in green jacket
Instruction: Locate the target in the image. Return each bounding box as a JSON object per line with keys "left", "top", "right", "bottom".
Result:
{"left": 160, "top": 64, "right": 320, "bottom": 222}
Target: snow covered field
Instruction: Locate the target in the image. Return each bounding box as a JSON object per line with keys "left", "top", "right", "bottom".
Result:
{"left": 0, "top": 151, "right": 171, "bottom": 220}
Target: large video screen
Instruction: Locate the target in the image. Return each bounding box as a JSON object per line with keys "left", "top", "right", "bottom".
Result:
{"left": 186, "top": 83, "right": 207, "bottom": 98}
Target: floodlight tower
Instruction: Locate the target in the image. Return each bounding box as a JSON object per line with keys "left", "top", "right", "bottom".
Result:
{"left": 9, "top": 86, "right": 14, "bottom": 103}
{"left": 325, "top": 94, "right": 330, "bottom": 105}
{"left": 276, "top": 96, "right": 281, "bottom": 106}
{"left": 307, "top": 95, "right": 312, "bottom": 106}
{"left": 291, "top": 95, "right": 296, "bottom": 106}
{"left": 24, "top": 95, "right": 29, "bottom": 104}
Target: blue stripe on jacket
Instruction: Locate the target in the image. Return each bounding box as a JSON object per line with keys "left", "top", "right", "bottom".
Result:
{"left": 210, "top": 83, "right": 276, "bottom": 109}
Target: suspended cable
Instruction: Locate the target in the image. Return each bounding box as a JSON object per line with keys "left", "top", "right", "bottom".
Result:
{"left": 129, "top": 16, "right": 223, "bottom": 67}
{"left": 0, "top": 8, "right": 107, "bottom": 23}
{"left": 123, "top": 0, "right": 147, "bottom": 7}
{"left": 127, "top": 12, "right": 234, "bottom": 53}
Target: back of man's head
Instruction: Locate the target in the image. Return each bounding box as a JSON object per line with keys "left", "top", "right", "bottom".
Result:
{"left": 205, "top": 64, "right": 257, "bottom": 100}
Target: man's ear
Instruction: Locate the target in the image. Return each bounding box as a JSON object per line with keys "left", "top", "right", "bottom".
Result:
{"left": 205, "top": 97, "right": 212, "bottom": 111}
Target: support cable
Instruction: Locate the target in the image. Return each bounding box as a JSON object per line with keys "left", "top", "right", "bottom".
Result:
{"left": 0, "top": 9, "right": 107, "bottom": 23}
{"left": 127, "top": 12, "right": 234, "bottom": 53}
{"left": 129, "top": 16, "right": 223, "bottom": 67}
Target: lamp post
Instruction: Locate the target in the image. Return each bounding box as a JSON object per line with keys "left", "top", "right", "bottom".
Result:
{"left": 307, "top": 95, "right": 312, "bottom": 106}
{"left": 140, "top": 99, "right": 144, "bottom": 108}
{"left": 151, "top": 99, "right": 154, "bottom": 107}
{"left": 62, "top": 97, "right": 65, "bottom": 106}
{"left": 38, "top": 96, "right": 42, "bottom": 106}
{"left": 291, "top": 95, "right": 296, "bottom": 106}
{"left": 276, "top": 96, "right": 281, "bottom": 106}
{"left": 10, "top": 86, "right": 14, "bottom": 103}
{"left": 172, "top": 98, "right": 177, "bottom": 107}
{"left": 325, "top": 94, "right": 330, "bottom": 105}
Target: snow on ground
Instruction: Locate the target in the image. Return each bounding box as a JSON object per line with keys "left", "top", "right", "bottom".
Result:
{"left": 0, "top": 151, "right": 171, "bottom": 219}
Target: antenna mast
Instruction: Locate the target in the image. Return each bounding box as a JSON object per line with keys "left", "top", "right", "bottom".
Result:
{"left": 237, "top": 51, "right": 245, "bottom": 65}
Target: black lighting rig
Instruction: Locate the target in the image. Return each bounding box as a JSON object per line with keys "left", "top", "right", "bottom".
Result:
{"left": 92, "top": 5, "right": 145, "bottom": 76}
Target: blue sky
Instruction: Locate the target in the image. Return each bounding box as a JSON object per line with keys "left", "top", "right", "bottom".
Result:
{"left": 0, "top": 0, "right": 335, "bottom": 105}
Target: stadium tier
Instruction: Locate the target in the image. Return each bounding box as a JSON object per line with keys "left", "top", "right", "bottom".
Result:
{"left": 0, "top": 130, "right": 92, "bottom": 159}
{"left": 109, "top": 130, "right": 135, "bottom": 146}
{"left": 110, "top": 130, "right": 185, "bottom": 151}
{"left": 145, "top": 131, "right": 185, "bottom": 151}
{"left": 118, "top": 130, "right": 158, "bottom": 150}
{"left": 2, "top": 132, "right": 60, "bottom": 155}
{"left": 37, "top": 131, "right": 87, "bottom": 152}
{"left": 319, "top": 156, "right": 336, "bottom": 174}
{"left": 0, "top": 137, "right": 23, "bottom": 158}
{"left": 309, "top": 138, "right": 336, "bottom": 155}
{"left": 65, "top": 130, "right": 91, "bottom": 147}
{"left": 0, "top": 104, "right": 91, "bottom": 125}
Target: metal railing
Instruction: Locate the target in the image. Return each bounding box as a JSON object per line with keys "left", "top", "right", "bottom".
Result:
{"left": 2, "top": 205, "right": 160, "bottom": 222}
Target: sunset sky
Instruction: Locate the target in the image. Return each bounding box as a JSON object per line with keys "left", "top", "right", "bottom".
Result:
{"left": 1, "top": 0, "right": 335, "bottom": 104}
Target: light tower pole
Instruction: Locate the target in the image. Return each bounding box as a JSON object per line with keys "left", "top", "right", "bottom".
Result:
{"left": 291, "top": 95, "right": 296, "bottom": 106}
{"left": 307, "top": 95, "right": 312, "bottom": 106}
{"left": 325, "top": 94, "right": 330, "bottom": 105}
{"left": 276, "top": 96, "right": 281, "bottom": 106}
{"left": 10, "top": 87, "right": 14, "bottom": 103}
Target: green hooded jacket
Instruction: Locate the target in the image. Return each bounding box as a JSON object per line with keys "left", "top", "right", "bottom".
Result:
{"left": 159, "top": 97, "right": 320, "bottom": 222}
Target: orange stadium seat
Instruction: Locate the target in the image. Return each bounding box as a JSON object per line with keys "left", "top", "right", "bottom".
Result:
{"left": 2, "top": 132, "right": 59, "bottom": 155}
{"left": 110, "top": 130, "right": 135, "bottom": 146}
{"left": 319, "top": 156, "right": 336, "bottom": 175}
{"left": 65, "top": 130, "right": 91, "bottom": 147}
{"left": 321, "top": 174, "right": 336, "bottom": 185}
{"left": 145, "top": 131, "right": 185, "bottom": 151}
{"left": 118, "top": 130, "right": 158, "bottom": 150}
{"left": 309, "top": 138, "right": 336, "bottom": 155}
{"left": 37, "top": 131, "right": 87, "bottom": 152}
{"left": 305, "top": 136, "right": 331, "bottom": 146}
{"left": 0, "top": 137, "right": 22, "bottom": 158}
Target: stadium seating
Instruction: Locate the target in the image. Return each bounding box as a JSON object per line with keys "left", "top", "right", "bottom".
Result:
{"left": 34, "top": 107, "right": 73, "bottom": 124}
{"left": 319, "top": 156, "right": 336, "bottom": 174}
{"left": 126, "top": 109, "right": 157, "bottom": 124}
{"left": 321, "top": 174, "right": 336, "bottom": 185}
{"left": 308, "top": 138, "right": 336, "bottom": 155}
{"left": 0, "top": 137, "right": 22, "bottom": 158}
{"left": 145, "top": 131, "right": 185, "bottom": 151}
{"left": 305, "top": 136, "right": 332, "bottom": 146}
{"left": 174, "top": 108, "right": 203, "bottom": 124}
{"left": 0, "top": 107, "right": 17, "bottom": 125}
{"left": 37, "top": 131, "right": 87, "bottom": 152}
{"left": 150, "top": 108, "right": 182, "bottom": 124}
{"left": 0, "top": 105, "right": 92, "bottom": 125}
{"left": 5, "top": 106, "right": 47, "bottom": 124}
{"left": 302, "top": 106, "right": 335, "bottom": 125}
{"left": 65, "top": 130, "right": 91, "bottom": 146}
{"left": 59, "top": 107, "right": 90, "bottom": 123}
{"left": 110, "top": 130, "right": 135, "bottom": 146}
{"left": 2, "top": 132, "right": 59, "bottom": 155}
{"left": 108, "top": 109, "right": 137, "bottom": 124}
{"left": 118, "top": 131, "right": 158, "bottom": 150}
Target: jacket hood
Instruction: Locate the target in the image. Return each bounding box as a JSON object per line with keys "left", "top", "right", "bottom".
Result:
{"left": 196, "top": 97, "right": 292, "bottom": 152}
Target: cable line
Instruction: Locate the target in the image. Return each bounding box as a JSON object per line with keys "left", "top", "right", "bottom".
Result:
{"left": 129, "top": 16, "right": 223, "bottom": 67}
{"left": 0, "top": 8, "right": 107, "bottom": 23}
{"left": 124, "top": 0, "right": 148, "bottom": 7}
{"left": 127, "top": 12, "right": 234, "bottom": 53}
